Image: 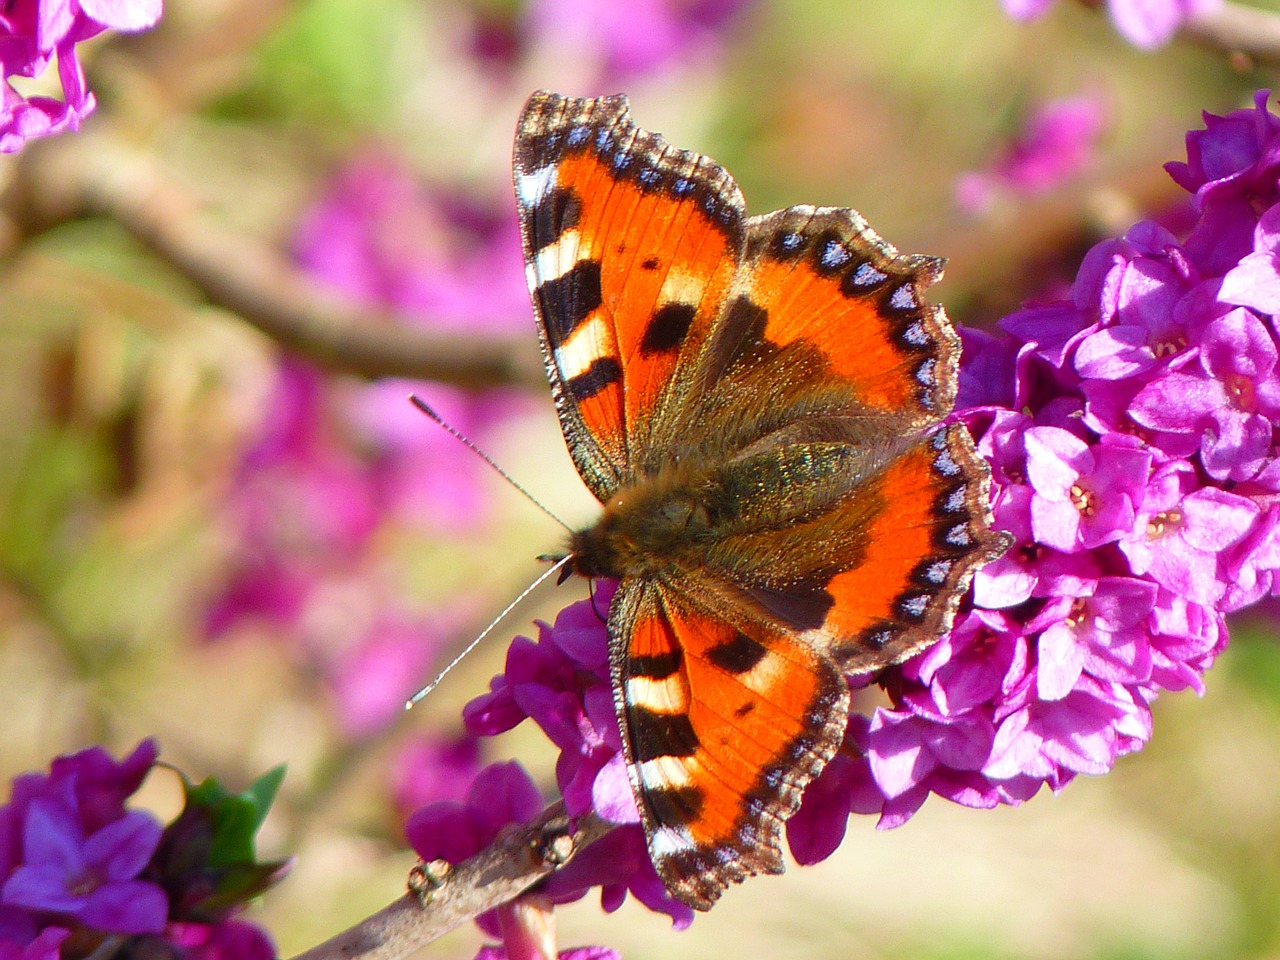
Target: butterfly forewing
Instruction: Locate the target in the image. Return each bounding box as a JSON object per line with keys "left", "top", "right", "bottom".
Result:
{"left": 514, "top": 91, "right": 746, "bottom": 498}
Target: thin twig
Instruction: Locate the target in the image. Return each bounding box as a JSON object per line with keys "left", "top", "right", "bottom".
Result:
{"left": 1182, "top": 1, "right": 1280, "bottom": 67}
{"left": 6, "top": 131, "right": 545, "bottom": 389}
{"left": 287, "top": 805, "right": 613, "bottom": 960}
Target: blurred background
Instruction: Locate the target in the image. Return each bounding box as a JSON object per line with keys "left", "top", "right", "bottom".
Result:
{"left": 2, "top": 0, "right": 1280, "bottom": 957}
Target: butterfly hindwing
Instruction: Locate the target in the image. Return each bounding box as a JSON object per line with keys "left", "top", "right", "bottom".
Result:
{"left": 611, "top": 577, "right": 850, "bottom": 911}
{"left": 514, "top": 91, "right": 746, "bottom": 498}
{"left": 695, "top": 424, "right": 1003, "bottom": 672}
{"left": 662, "top": 207, "right": 1005, "bottom": 668}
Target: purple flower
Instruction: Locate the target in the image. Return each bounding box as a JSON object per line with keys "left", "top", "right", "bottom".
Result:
{"left": 1219, "top": 204, "right": 1280, "bottom": 314}
{"left": 390, "top": 734, "right": 483, "bottom": 820}
{"left": 2, "top": 760, "right": 167, "bottom": 936}
{"left": 1118, "top": 461, "right": 1259, "bottom": 605}
{"left": 1024, "top": 427, "right": 1152, "bottom": 551}
{"left": 0, "top": 927, "right": 66, "bottom": 960}
{"left": 1169, "top": 91, "right": 1280, "bottom": 276}
{"left": 538, "top": 826, "right": 693, "bottom": 929}
{"left": 405, "top": 762, "right": 542, "bottom": 866}
{"left": 1031, "top": 577, "right": 1159, "bottom": 699}
{"left": 1130, "top": 308, "right": 1280, "bottom": 481}
{"left": 983, "top": 676, "right": 1151, "bottom": 780}
{"left": 165, "top": 920, "right": 277, "bottom": 960}
{"left": 7, "top": 740, "right": 158, "bottom": 844}
{"left": 958, "top": 93, "right": 1107, "bottom": 213}
{"left": 1, "top": 0, "right": 162, "bottom": 152}
{"left": 463, "top": 582, "right": 622, "bottom": 823}
{"left": 1002, "top": 0, "right": 1220, "bottom": 49}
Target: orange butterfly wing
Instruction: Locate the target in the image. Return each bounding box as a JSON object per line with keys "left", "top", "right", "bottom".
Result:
{"left": 514, "top": 92, "right": 742, "bottom": 499}
{"left": 611, "top": 578, "right": 849, "bottom": 911}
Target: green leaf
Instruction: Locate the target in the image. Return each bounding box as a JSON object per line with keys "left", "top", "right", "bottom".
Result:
{"left": 184, "top": 765, "right": 286, "bottom": 868}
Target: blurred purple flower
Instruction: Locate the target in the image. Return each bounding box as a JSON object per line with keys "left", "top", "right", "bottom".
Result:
{"left": 0, "top": 927, "right": 66, "bottom": 960}
{"left": 476, "top": 947, "right": 619, "bottom": 960}
{"left": 294, "top": 151, "right": 527, "bottom": 333}
{"left": 329, "top": 613, "right": 444, "bottom": 738}
{"left": 523, "top": 0, "right": 755, "bottom": 82}
{"left": 166, "top": 920, "right": 276, "bottom": 960}
{"left": 391, "top": 734, "right": 482, "bottom": 820}
{"left": 203, "top": 358, "right": 379, "bottom": 640}
{"left": 344, "top": 379, "right": 518, "bottom": 533}
{"left": 958, "top": 93, "right": 1107, "bottom": 213}
{"left": 206, "top": 150, "right": 539, "bottom": 747}
{"left": 1001, "top": 0, "right": 1220, "bottom": 49}
{"left": 0, "top": 0, "right": 162, "bottom": 152}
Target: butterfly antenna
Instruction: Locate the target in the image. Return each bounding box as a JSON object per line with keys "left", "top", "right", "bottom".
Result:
{"left": 408, "top": 395, "right": 573, "bottom": 532}
{"left": 405, "top": 554, "right": 573, "bottom": 709}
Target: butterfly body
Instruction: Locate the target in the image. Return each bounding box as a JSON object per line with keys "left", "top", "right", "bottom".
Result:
{"left": 514, "top": 91, "right": 1006, "bottom": 910}
{"left": 568, "top": 436, "right": 876, "bottom": 582}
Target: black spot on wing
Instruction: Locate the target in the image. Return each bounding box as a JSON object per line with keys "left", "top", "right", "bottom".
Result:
{"left": 641, "top": 302, "right": 697, "bottom": 355}
{"left": 745, "top": 583, "right": 836, "bottom": 632}
{"left": 709, "top": 295, "right": 770, "bottom": 374}
{"left": 529, "top": 186, "right": 582, "bottom": 254}
{"left": 537, "top": 260, "right": 602, "bottom": 347}
{"left": 705, "top": 632, "right": 768, "bottom": 674}
{"left": 566, "top": 357, "right": 621, "bottom": 401}
{"left": 631, "top": 706, "right": 698, "bottom": 762}
{"left": 645, "top": 784, "right": 704, "bottom": 827}
{"left": 630, "top": 648, "right": 683, "bottom": 680}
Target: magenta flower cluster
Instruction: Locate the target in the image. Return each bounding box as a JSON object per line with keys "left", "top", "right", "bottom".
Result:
{"left": 1001, "top": 0, "right": 1218, "bottom": 49}
{"left": 402, "top": 90, "right": 1280, "bottom": 923}
{"left": 0, "top": 741, "right": 274, "bottom": 960}
{"left": 1, "top": 0, "right": 162, "bottom": 152}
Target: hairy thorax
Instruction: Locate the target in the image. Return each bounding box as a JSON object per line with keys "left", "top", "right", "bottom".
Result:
{"left": 567, "top": 464, "right": 715, "bottom": 581}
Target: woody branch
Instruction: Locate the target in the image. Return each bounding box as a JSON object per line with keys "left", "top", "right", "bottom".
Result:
{"left": 3, "top": 128, "right": 545, "bottom": 389}
{"left": 288, "top": 806, "right": 613, "bottom": 960}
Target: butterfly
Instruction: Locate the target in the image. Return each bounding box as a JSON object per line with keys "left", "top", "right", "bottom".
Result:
{"left": 512, "top": 91, "right": 1006, "bottom": 910}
